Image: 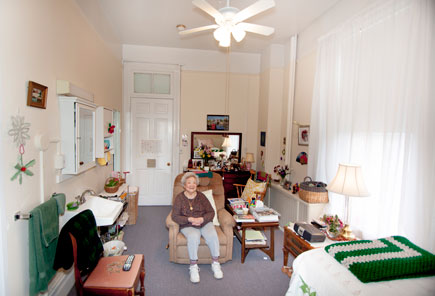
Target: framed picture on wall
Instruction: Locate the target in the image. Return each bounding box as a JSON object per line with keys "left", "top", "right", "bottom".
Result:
{"left": 260, "top": 131, "right": 266, "bottom": 147}
{"left": 298, "top": 126, "right": 310, "bottom": 146}
{"left": 27, "top": 81, "right": 47, "bottom": 109}
{"left": 207, "top": 115, "right": 229, "bottom": 131}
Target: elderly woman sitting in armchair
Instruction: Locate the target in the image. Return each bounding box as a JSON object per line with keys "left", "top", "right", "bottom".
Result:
{"left": 171, "top": 172, "right": 223, "bottom": 283}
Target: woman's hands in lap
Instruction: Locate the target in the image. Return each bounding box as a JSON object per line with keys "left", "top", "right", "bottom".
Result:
{"left": 188, "top": 217, "right": 204, "bottom": 226}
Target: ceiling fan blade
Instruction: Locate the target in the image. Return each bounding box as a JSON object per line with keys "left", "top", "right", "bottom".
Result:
{"left": 179, "top": 24, "right": 219, "bottom": 35}
{"left": 238, "top": 22, "right": 275, "bottom": 36}
{"left": 192, "top": 0, "right": 223, "bottom": 22}
{"left": 233, "top": 0, "right": 275, "bottom": 24}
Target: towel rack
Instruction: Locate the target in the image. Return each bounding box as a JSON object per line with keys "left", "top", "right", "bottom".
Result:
{"left": 14, "top": 211, "right": 32, "bottom": 221}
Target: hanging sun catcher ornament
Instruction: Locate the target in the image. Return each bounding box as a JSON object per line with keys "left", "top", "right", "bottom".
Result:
{"left": 11, "top": 145, "right": 35, "bottom": 184}
{"left": 8, "top": 115, "right": 36, "bottom": 184}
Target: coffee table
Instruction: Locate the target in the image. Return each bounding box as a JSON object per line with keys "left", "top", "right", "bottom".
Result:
{"left": 226, "top": 204, "right": 279, "bottom": 263}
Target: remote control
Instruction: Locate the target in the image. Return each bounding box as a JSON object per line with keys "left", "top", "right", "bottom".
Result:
{"left": 123, "top": 255, "right": 135, "bottom": 271}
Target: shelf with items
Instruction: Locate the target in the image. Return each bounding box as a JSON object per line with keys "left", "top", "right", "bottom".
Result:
{"left": 96, "top": 106, "right": 114, "bottom": 158}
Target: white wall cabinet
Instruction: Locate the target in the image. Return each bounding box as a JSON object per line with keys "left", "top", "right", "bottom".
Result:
{"left": 59, "top": 96, "right": 96, "bottom": 174}
{"left": 96, "top": 107, "right": 114, "bottom": 158}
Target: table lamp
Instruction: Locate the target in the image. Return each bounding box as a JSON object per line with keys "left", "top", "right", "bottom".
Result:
{"left": 245, "top": 153, "right": 255, "bottom": 170}
{"left": 326, "top": 163, "right": 369, "bottom": 239}
{"left": 222, "top": 137, "right": 231, "bottom": 148}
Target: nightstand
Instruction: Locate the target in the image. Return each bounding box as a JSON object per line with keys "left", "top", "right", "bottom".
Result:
{"left": 282, "top": 224, "right": 333, "bottom": 277}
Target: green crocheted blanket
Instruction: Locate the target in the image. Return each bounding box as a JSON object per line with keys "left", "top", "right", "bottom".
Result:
{"left": 325, "top": 236, "right": 435, "bottom": 283}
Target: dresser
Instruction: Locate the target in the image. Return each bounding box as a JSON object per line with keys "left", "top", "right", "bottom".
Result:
{"left": 213, "top": 170, "right": 252, "bottom": 199}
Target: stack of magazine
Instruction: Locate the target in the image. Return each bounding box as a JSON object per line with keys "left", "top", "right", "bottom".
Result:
{"left": 249, "top": 206, "right": 280, "bottom": 222}
{"left": 233, "top": 214, "right": 255, "bottom": 222}
{"left": 228, "top": 198, "right": 247, "bottom": 208}
{"left": 239, "top": 229, "right": 267, "bottom": 245}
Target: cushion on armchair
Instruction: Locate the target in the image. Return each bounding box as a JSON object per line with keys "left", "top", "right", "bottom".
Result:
{"left": 202, "top": 189, "right": 219, "bottom": 226}
{"left": 241, "top": 179, "right": 266, "bottom": 203}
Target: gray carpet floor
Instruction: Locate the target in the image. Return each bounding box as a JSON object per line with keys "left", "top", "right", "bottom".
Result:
{"left": 68, "top": 206, "right": 294, "bottom": 296}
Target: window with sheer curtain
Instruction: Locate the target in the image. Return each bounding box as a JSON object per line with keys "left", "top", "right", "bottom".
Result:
{"left": 308, "top": 0, "right": 435, "bottom": 252}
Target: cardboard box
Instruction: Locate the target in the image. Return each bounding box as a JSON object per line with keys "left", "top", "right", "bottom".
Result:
{"left": 126, "top": 187, "right": 138, "bottom": 225}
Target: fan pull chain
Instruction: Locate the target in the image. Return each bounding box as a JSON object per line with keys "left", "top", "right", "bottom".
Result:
{"left": 225, "top": 47, "right": 230, "bottom": 114}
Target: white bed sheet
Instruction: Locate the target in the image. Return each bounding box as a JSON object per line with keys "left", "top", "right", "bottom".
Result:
{"left": 286, "top": 248, "right": 435, "bottom": 296}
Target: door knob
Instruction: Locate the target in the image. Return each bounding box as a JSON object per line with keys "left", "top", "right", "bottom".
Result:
{"left": 167, "top": 162, "right": 171, "bottom": 166}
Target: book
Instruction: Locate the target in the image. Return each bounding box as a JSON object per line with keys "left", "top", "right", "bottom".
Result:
{"left": 233, "top": 214, "right": 255, "bottom": 222}
{"left": 238, "top": 229, "right": 267, "bottom": 241}
{"left": 250, "top": 206, "right": 280, "bottom": 222}
{"left": 245, "top": 239, "right": 267, "bottom": 245}
{"left": 227, "top": 197, "right": 244, "bottom": 204}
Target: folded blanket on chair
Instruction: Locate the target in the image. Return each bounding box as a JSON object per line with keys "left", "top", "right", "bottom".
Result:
{"left": 195, "top": 171, "right": 213, "bottom": 178}
{"left": 53, "top": 209, "right": 103, "bottom": 274}
{"left": 325, "top": 236, "right": 435, "bottom": 283}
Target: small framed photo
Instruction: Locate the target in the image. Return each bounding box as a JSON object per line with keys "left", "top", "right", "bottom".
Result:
{"left": 193, "top": 150, "right": 201, "bottom": 158}
{"left": 298, "top": 126, "right": 310, "bottom": 146}
{"left": 207, "top": 115, "right": 229, "bottom": 131}
{"left": 260, "top": 131, "right": 266, "bottom": 147}
{"left": 27, "top": 81, "right": 48, "bottom": 109}
{"left": 194, "top": 159, "right": 204, "bottom": 168}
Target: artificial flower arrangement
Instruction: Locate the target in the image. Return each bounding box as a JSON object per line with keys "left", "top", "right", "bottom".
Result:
{"left": 198, "top": 144, "right": 213, "bottom": 164}
{"left": 273, "top": 165, "right": 292, "bottom": 183}
{"left": 321, "top": 214, "right": 343, "bottom": 237}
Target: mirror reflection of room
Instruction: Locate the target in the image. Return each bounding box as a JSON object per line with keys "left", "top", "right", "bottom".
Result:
{"left": 190, "top": 132, "right": 241, "bottom": 170}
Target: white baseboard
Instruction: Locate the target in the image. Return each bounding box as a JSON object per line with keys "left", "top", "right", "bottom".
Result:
{"left": 47, "top": 269, "right": 74, "bottom": 296}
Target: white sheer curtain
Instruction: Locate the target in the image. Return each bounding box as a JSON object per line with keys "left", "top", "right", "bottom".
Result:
{"left": 309, "top": 0, "right": 435, "bottom": 252}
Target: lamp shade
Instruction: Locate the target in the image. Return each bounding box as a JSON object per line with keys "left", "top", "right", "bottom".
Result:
{"left": 222, "top": 137, "right": 231, "bottom": 148}
{"left": 245, "top": 153, "right": 255, "bottom": 163}
{"left": 326, "top": 163, "right": 369, "bottom": 197}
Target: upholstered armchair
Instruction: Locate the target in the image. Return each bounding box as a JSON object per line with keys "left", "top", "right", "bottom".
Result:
{"left": 166, "top": 172, "right": 235, "bottom": 264}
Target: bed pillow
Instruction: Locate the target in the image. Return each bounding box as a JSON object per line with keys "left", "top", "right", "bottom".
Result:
{"left": 202, "top": 189, "right": 219, "bottom": 226}
{"left": 241, "top": 179, "right": 266, "bottom": 203}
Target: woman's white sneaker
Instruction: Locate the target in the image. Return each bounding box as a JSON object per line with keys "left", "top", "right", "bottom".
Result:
{"left": 189, "top": 264, "right": 200, "bottom": 283}
{"left": 211, "top": 262, "right": 223, "bottom": 279}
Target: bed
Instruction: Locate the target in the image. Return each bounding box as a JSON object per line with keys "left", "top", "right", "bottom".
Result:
{"left": 286, "top": 238, "right": 435, "bottom": 296}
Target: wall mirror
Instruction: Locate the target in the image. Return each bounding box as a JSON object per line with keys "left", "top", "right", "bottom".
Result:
{"left": 191, "top": 132, "right": 242, "bottom": 163}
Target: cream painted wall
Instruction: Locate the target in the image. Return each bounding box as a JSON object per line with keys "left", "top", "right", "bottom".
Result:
{"left": 0, "top": 0, "right": 122, "bottom": 295}
{"left": 290, "top": 50, "right": 316, "bottom": 183}
{"left": 256, "top": 70, "right": 269, "bottom": 171}
{"left": 123, "top": 45, "right": 261, "bottom": 172}
{"left": 257, "top": 45, "right": 286, "bottom": 176}
{"left": 180, "top": 70, "right": 259, "bottom": 169}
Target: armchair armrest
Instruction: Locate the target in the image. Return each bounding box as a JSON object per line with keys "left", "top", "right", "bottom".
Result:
{"left": 217, "top": 208, "right": 235, "bottom": 229}
{"left": 165, "top": 211, "right": 179, "bottom": 232}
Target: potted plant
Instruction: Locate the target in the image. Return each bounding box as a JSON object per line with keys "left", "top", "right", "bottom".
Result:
{"left": 104, "top": 177, "right": 120, "bottom": 193}
{"left": 322, "top": 214, "right": 343, "bottom": 238}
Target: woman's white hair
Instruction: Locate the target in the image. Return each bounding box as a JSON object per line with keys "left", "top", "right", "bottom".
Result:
{"left": 181, "top": 172, "right": 199, "bottom": 186}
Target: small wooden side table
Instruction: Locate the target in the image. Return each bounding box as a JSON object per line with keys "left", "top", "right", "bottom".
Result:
{"left": 282, "top": 224, "right": 334, "bottom": 277}
{"left": 226, "top": 203, "right": 279, "bottom": 263}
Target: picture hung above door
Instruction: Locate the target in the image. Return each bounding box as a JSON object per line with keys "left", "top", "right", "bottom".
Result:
{"left": 178, "top": 0, "right": 275, "bottom": 47}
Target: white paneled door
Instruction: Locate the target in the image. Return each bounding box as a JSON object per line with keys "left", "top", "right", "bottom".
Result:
{"left": 131, "top": 97, "right": 173, "bottom": 205}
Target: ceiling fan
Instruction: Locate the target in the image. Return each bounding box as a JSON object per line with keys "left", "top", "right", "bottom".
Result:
{"left": 180, "top": 0, "right": 275, "bottom": 47}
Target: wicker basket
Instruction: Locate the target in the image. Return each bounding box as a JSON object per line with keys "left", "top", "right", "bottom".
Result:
{"left": 104, "top": 177, "right": 120, "bottom": 194}
{"left": 298, "top": 176, "right": 329, "bottom": 203}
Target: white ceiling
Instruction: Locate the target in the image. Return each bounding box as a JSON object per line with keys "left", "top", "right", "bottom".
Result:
{"left": 76, "top": 0, "right": 340, "bottom": 54}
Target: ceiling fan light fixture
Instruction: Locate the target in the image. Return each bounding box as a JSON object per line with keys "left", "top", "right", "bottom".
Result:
{"left": 231, "top": 25, "right": 246, "bottom": 42}
{"left": 219, "top": 33, "right": 231, "bottom": 47}
{"left": 213, "top": 27, "right": 226, "bottom": 41}
{"left": 185, "top": 0, "right": 276, "bottom": 47}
